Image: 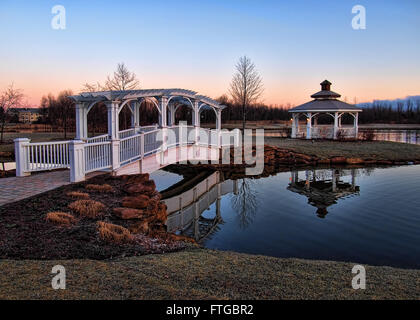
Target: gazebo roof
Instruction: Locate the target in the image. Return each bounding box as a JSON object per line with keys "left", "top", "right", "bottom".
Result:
{"left": 289, "top": 80, "right": 362, "bottom": 113}
{"left": 69, "top": 88, "right": 226, "bottom": 110}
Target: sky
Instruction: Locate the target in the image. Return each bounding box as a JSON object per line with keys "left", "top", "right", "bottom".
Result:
{"left": 0, "top": 0, "right": 419, "bottom": 107}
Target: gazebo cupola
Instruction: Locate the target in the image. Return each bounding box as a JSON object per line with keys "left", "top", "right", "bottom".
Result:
{"left": 289, "top": 80, "right": 362, "bottom": 140}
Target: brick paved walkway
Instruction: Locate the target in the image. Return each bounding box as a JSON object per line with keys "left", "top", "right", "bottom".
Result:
{"left": 0, "top": 170, "right": 97, "bottom": 207}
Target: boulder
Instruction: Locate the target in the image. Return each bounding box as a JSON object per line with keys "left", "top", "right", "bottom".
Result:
{"left": 121, "top": 173, "right": 149, "bottom": 184}
{"left": 113, "top": 207, "right": 146, "bottom": 219}
{"left": 125, "top": 180, "right": 156, "bottom": 195}
{"left": 122, "top": 195, "right": 150, "bottom": 209}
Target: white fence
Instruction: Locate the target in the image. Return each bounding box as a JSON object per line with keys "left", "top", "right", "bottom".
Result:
{"left": 17, "top": 140, "right": 70, "bottom": 172}
{"left": 15, "top": 125, "right": 238, "bottom": 182}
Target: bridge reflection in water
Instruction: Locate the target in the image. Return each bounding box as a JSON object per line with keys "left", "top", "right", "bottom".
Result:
{"left": 287, "top": 168, "right": 360, "bottom": 218}
{"left": 164, "top": 171, "right": 238, "bottom": 242}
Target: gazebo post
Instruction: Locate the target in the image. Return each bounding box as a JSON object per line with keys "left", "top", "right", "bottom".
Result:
{"left": 333, "top": 112, "right": 339, "bottom": 140}
{"left": 306, "top": 112, "right": 312, "bottom": 139}
{"left": 354, "top": 112, "right": 359, "bottom": 139}
{"left": 291, "top": 114, "right": 296, "bottom": 138}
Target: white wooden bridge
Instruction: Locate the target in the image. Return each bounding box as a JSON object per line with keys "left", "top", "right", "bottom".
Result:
{"left": 14, "top": 89, "right": 240, "bottom": 182}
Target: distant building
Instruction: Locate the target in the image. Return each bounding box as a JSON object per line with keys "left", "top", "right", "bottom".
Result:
{"left": 11, "top": 108, "right": 41, "bottom": 123}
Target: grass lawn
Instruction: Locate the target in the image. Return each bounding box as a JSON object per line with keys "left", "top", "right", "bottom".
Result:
{"left": 266, "top": 137, "right": 420, "bottom": 161}
{"left": 0, "top": 248, "right": 418, "bottom": 300}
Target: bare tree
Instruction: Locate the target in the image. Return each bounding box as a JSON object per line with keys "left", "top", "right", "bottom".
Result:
{"left": 81, "top": 82, "right": 104, "bottom": 92}
{"left": 229, "top": 56, "right": 264, "bottom": 132}
{"left": 0, "top": 84, "right": 24, "bottom": 143}
{"left": 105, "top": 63, "right": 140, "bottom": 91}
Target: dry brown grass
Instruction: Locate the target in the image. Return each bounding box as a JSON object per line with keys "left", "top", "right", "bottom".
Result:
{"left": 46, "top": 212, "right": 77, "bottom": 226}
{"left": 97, "top": 221, "right": 132, "bottom": 244}
{"left": 85, "top": 184, "right": 113, "bottom": 193}
{"left": 66, "top": 191, "right": 90, "bottom": 199}
{"left": 68, "top": 200, "right": 105, "bottom": 218}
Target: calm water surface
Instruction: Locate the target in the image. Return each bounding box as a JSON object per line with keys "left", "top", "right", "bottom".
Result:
{"left": 157, "top": 166, "right": 420, "bottom": 269}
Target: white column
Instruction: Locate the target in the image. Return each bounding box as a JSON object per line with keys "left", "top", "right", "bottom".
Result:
{"left": 333, "top": 112, "right": 339, "bottom": 140}
{"left": 83, "top": 107, "right": 88, "bottom": 139}
{"left": 130, "top": 101, "right": 138, "bottom": 128}
{"left": 106, "top": 101, "right": 120, "bottom": 140}
{"left": 14, "top": 138, "right": 30, "bottom": 177}
{"left": 291, "top": 114, "right": 297, "bottom": 138}
{"left": 111, "top": 139, "right": 120, "bottom": 171}
{"left": 306, "top": 113, "right": 312, "bottom": 139}
{"left": 69, "top": 140, "right": 85, "bottom": 182}
{"left": 354, "top": 112, "right": 359, "bottom": 139}
{"left": 75, "top": 103, "right": 86, "bottom": 140}
{"left": 216, "top": 109, "right": 222, "bottom": 147}
{"left": 167, "top": 104, "right": 174, "bottom": 126}
{"left": 158, "top": 96, "right": 168, "bottom": 128}
{"left": 193, "top": 100, "right": 200, "bottom": 127}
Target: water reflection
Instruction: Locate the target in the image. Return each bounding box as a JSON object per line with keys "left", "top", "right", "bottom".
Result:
{"left": 287, "top": 169, "right": 360, "bottom": 218}
{"left": 230, "top": 179, "right": 259, "bottom": 229}
{"left": 163, "top": 166, "right": 420, "bottom": 268}
{"left": 359, "top": 129, "right": 420, "bottom": 145}
{"left": 164, "top": 172, "right": 238, "bottom": 242}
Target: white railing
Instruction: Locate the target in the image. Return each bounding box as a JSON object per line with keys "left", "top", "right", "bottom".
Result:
{"left": 87, "top": 134, "right": 108, "bottom": 144}
{"left": 143, "top": 129, "right": 162, "bottom": 155}
{"left": 15, "top": 126, "right": 238, "bottom": 181}
{"left": 84, "top": 141, "right": 112, "bottom": 173}
{"left": 23, "top": 141, "right": 70, "bottom": 172}
{"left": 139, "top": 125, "right": 158, "bottom": 133}
{"left": 118, "top": 128, "right": 136, "bottom": 139}
{"left": 120, "top": 134, "right": 142, "bottom": 164}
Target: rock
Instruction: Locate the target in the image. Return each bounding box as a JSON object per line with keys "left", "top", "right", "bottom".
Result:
{"left": 121, "top": 173, "right": 149, "bottom": 184}
{"left": 125, "top": 180, "right": 156, "bottom": 195}
{"left": 122, "top": 195, "right": 150, "bottom": 209}
{"left": 331, "top": 156, "right": 347, "bottom": 164}
{"left": 113, "top": 207, "right": 146, "bottom": 219}
{"left": 346, "top": 158, "right": 364, "bottom": 164}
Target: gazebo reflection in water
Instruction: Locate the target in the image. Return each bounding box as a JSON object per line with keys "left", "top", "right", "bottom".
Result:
{"left": 287, "top": 168, "right": 360, "bottom": 218}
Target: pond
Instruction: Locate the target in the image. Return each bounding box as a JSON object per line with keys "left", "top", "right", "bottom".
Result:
{"left": 360, "top": 129, "right": 420, "bottom": 145}
{"left": 158, "top": 166, "right": 420, "bottom": 269}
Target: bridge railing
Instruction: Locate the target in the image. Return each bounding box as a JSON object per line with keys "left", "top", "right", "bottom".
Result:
{"left": 119, "top": 134, "right": 142, "bottom": 164}
{"left": 15, "top": 126, "right": 240, "bottom": 182}
{"left": 86, "top": 134, "right": 109, "bottom": 144}
{"left": 84, "top": 140, "right": 112, "bottom": 173}
{"left": 14, "top": 138, "right": 70, "bottom": 174}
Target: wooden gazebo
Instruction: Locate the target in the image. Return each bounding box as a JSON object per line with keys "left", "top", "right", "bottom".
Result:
{"left": 289, "top": 80, "right": 362, "bottom": 140}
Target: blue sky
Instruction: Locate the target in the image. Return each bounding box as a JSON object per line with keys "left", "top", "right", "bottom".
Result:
{"left": 0, "top": 0, "right": 419, "bottom": 106}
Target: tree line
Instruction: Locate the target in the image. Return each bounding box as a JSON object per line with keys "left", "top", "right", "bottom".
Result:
{"left": 2, "top": 61, "right": 420, "bottom": 143}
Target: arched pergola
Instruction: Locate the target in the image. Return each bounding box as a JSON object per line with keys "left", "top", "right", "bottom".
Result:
{"left": 289, "top": 80, "right": 362, "bottom": 140}
{"left": 69, "top": 89, "right": 225, "bottom": 140}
